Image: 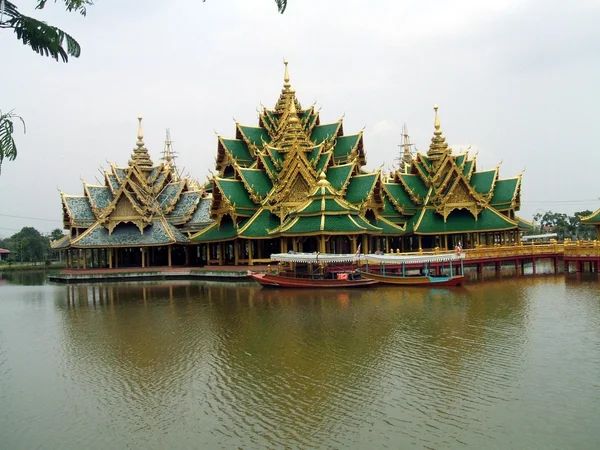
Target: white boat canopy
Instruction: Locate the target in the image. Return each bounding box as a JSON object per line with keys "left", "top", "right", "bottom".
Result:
{"left": 365, "top": 252, "right": 465, "bottom": 264}
{"left": 270, "top": 252, "right": 363, "bottom": 264}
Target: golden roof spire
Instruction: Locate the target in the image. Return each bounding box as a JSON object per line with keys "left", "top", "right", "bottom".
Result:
{"left": 129, "top": 114, "right": 153, "bottom": 169}
{"left": 284, "top": 59, "right": 291, "bottom": 89}
{"left": 136, "top": 114, "right": 145, "bottom": 148}
{"left": 427, "top": 104, "right": 449, "bottom": 158}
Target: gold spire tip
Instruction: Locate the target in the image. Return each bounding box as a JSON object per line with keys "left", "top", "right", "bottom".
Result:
{"left": 433, "top": 104, "right": 441, "bottom": 135}
{"left": 283, "top": 59, "right": 291, "bottom": 89}
{"left": 136, "top": 114, "right": 144, "bottom": 147}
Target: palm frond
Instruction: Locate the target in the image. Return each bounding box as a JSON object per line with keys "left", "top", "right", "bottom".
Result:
{"left": 0, "top": 110, "right": 26, "bottom": 175}
{"left": 7, "top": 14, "right": 81, "bottom": 62}
{"left": 274, "top": 0, "right": 287, "bottom": 13}
{"left": 1, "top": 1, "right": 81, "bottom": 62}
{"left": 36, "top": 1, "right": 94, "bottom": 17}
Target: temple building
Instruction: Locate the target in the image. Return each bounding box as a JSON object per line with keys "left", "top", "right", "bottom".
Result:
{"left": 53, "top": 62, "right": 532, "bottom": 268}
{"left": 51, "top": 117, "right": 212, "bottom": 268}
{"left": 190, "top": 62, "right": 532, "bottom": 265}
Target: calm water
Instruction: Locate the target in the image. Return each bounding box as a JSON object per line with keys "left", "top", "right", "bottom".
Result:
{"left": 1, "top": 271, "right": 599, "bottom": 449}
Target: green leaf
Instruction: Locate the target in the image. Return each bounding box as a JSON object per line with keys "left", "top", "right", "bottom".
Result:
{"left": 0, "top": 110, "right": 26, "bottom": 175}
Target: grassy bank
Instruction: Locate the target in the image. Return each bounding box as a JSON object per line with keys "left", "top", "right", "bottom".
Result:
{"left": 0, "top": 262, "right": 66, "bottom": 272}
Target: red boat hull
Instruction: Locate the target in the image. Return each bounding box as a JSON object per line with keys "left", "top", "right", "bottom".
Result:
{"left": 250, "top": 272, "right": 378, "bottom": 289}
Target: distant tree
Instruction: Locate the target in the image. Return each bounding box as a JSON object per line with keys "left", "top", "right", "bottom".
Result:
{"left": 3, "top": 227, "right": 50, "bottom": 263}
{"left": 49, "top": 228, "right": 65, "bottom": 242}
{"left": 202, "top": 0, "right": 288, "bottom": 13}
{"left": 569, "top": 210, "right": 596, "bottom": 240}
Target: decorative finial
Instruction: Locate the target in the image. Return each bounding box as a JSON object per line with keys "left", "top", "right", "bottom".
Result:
{"left": 317, "top": 171, "right": 329, "bottom": 187}
{"left": 433, "top": 105, "right": 441, "bottom": 136}
{"left": 288, "top": 88, "right": 299, "bottom": 122}
{"left": 284, "top": 59, "right": 290, "bottom": 89}
{"left": 137, "top": 114, "right": 145, "bottom": 148}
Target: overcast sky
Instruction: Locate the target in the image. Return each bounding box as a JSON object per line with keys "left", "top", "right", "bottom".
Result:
{"left": 1, "top": 0, "right": 599, "bottom": 237}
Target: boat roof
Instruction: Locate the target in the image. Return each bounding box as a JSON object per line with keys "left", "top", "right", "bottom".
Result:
{"left": 365, "top": 252, "right": 465, "bottom": 264}
{"left": 270, "top": 252, "right": 361, "bottom": 263}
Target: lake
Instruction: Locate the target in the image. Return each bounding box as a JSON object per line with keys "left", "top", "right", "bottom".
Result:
{"left": 1, "top": 271, "right": 599, "bottom": 449}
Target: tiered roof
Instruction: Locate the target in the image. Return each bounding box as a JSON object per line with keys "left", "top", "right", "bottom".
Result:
{"left": 193, "top": 64, "right": 530, "bottom": 243}
{"left": 54, "top": 117, "right": 212, "bottom": 249}
{"left": 381, "top": 105, "right": 530, "bottom": 235}
{"left": 192, "top": 62, "right": 383, "bottom": 242}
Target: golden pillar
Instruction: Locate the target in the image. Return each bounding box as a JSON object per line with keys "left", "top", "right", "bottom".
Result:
{"left": 234, "top": 240, "right": 239, "bottom": 265}
{"left": 141, "top": 247, "right": 145, "bottom": 268}
{"left": 168, "top": 246, "right": 172, "bottom": 267}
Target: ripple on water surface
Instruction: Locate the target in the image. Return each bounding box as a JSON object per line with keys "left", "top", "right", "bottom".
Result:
{"left": 0, "top": 277, "right": 599, "bottom": 449}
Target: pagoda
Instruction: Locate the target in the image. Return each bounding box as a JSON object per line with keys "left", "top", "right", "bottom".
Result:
{"left": 191, "top": 62, "right": 531, "bottom": 265}
{"left": 52, "top": 117, "right": 212, "bottom": 268}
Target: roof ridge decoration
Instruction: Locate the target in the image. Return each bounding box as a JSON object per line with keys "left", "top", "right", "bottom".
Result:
{"left": 273, "top": 60, "right": 303, "bottom": 115}
{"left": 129, "top": 115, "right": 154, "bottom": 170}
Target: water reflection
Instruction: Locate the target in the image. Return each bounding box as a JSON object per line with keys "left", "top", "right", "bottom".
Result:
{"left": 0, "top": 269, "right": 54, "bottom": 286}
{"left": 51, "top": 281, "right": 538, "bottom": 448}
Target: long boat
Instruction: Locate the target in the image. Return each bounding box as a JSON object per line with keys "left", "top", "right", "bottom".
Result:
{"left": 249, "top": 252, "right": 378, "bottom": 289}
{"left": 358, "top": 251, "right": 467, "bottom": 287}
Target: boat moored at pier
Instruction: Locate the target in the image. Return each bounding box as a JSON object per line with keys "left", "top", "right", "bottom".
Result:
{"left": 249, "top": 252, "right": 378, "bottom": 289}
{"left": 358, "top": 251, "right": 467, "bottom": 286}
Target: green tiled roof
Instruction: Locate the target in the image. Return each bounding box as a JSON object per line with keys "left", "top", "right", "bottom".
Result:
{"left": 267, "top": 147, "right": 284, "bottom": 168}
{"left": 490, "top": 178, "right": 519, "bottom": 206}
{"left": 260, "top": 153, "right": 279, "bottom": 179}
{"left": 470, "top": 169, "right": 497, "bottom": 195}
{"left": 384, "top": 182, "right": 417, "bottom": 210}
{"left": 315, "top": 153, "right": 330, "bottom": 173}
{"left": 87, "top": 186, "right": 114, "bottom": 210}
{"left": 412, "top": 208, "right": 517, "bottom": 234}
{"left": 281, "top": 215, "right": 380, "bottom": 235}
{"left": 455, "top": 154, "right": 466, "bottom": 167}
{"left": 216, "top": 179, "right": 256, "bottom": 209}
{"left": 517, "top": 216, "right": 534, "bottom": 231}
{"left": 399, "top": 174, "right": 429, "bottom": 199}
{"left": 462, "top": 160, "right": 474, "bottom": 177}
{"left": 310, "top": 123, "right": 340, "bottom": 144}
{"left": 581, "top": 209, "right": 600, "bottom": 225}
{"left": 221, "top": 139, "right": 253, "bottom": 165}
{"left": 345, "top": 173, "right": 378, "bottom": 204}
{"left": 239, "top": 209, "right": 281, "bottom": 238}
{"left": 239, "top": 168, "right": 273, "bottom": 197}
{"left": 64, "top": 196, "right": 95, "bottom": 221}
{"left": 369, "top": 217, "right": 406, "bottom": 235}
{"left": 326, "top": 164, "right": 353, "bottom": 191}
{"left": 72, "top": 219, "right": 188, "bottom": 248}
{"left": 191, "top": 220, "right": 240, "bottom": 242}
{"left": 295, "top": 198, "right": 360, "bottom": 215}
{"left": 332, "top": 135, "right": 360, "bottom": 161}
{"left": 307, "top": 146, "right": 321, "bottom": 165}
{"left": 238, "top": 125, "right": 271, "bottom": 146}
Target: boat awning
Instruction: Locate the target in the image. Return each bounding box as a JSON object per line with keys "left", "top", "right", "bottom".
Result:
{"left": 270, "top": 252, "right": 362, "bottom": 264}
{"left": 365, "top": 252, "right": 465, "bottom": 264}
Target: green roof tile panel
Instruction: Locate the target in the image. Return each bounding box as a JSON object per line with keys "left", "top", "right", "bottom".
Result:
{"left": 582, "top": 209, "right": 600, "bottom": 225}
{"left": 217, "top": 179, "right": 256, "bottom": 209}
{"left": 239, "top": 168, "right": 273, "bottom": 197}
{"left": 326, "top": 165, "right": 353, "bottom": 191}
{"left": 333, "top": 135, "right": 360, "bottom": 161}
{"left": 384, "top": 182, "right": 417, "bottom": 209}
{"left": 239, "top": 125, "right": 271, "bottom": 146}
{"left": 462, "top": 160, "right": 474, "bottom": 177}
{"left": 470, "top": 169, "right": 497, "bottom": 195}
{"left": 413, "top": 208, "right": 516, "bottom": 234}
{"left": 345, "top": 173, "right": 378, "bottom": 204}
{"left": 239, "top": 209, "right": 281, "bottom": 238}
{"left": 315, "top": 153, "right": 330, "bottom": 173}
{"left": 400, "top": 174, "right": 429, "bottom": 198}
{"left": 311, "top": 123, "right": 339, "bottom": 144}
{"left": 157, "top": 182, "right": 184, "bottom": 212}
{"left": 221, "top": 139, "right": 253, "bottom": 164}
{"left": 491, "top": 178, "right": 519, "bottom": 205}
{"left": 169, "top": 191, "right": 200, "bottom": 219}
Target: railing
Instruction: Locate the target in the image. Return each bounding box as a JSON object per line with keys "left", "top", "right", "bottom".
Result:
{"left": 464, "top": 242, "right": 564, "bottom": 259}
{"left": 564, "top": 240, "right": 600, "bottom": 257}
